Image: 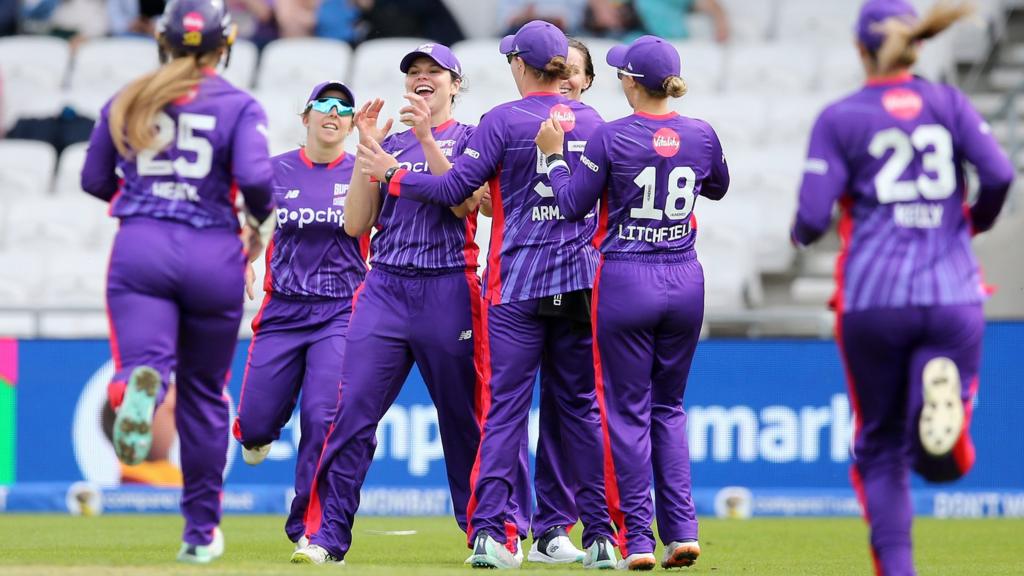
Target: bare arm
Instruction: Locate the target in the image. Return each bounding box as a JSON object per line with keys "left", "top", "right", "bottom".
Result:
{"left": 345, "top": 99, "right": 392, "bottom": 237}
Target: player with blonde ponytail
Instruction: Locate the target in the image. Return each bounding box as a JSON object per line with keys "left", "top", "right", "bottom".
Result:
{"left": 791, "top": 2, "right": 1013, "bottom": 574}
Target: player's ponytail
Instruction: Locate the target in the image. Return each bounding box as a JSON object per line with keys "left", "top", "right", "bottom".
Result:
{"left": 108, "top": 47, "right": 221, "bottom": 158}
{"left": 876, "top": 0, "right": 973, "bottom": 74}
{"left": 663, "top": 76, "right": 688, "bottom": 98}
{"left": 530, "top": 56, "right": 573, "bottom": 82}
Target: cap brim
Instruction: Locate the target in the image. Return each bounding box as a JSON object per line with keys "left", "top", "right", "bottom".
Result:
{"left": 499, "top": 34, "right": 516, "bottom": 54}
{"left": 399, "top": 52, "right": 424, "bottom": 73}
{"left": 313, "top": 82, "right": 355, "bottom": 106}
{"left": 606, "top": 45, "right": 628, "bottom": 68}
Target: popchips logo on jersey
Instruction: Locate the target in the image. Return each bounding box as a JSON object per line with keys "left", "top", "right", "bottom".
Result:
{"left": 550, "top": 104, "right": 576, "bottom": 132}
{"left": 882, "top": 88, "right": 923, "bottom": 120}
{"left": 653, "top": 127, "right": 681, "bottom": 158}
{"left": 276, "top": 207, "right": 345, "bottom": 229}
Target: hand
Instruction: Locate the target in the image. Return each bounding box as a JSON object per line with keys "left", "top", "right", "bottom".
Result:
{"left": 535, "top": 118, "right": 565, "bottom": 156}
{"left": 400, "top": 93, "right": 433, "bottom": 142}
{"left": 355, "top": 98, "right": 394, "bottom": 145}
{"left": 244, "top": 263, "right": 256, "bottom": 300}
{"left": 357, "top": 138, "right": 400, "bottom": 181}
{"left": 479, "top": 183, "right": 492, "bottom": 217}
{"left": 241, "top": 224, "right": 264, "bottom": 264}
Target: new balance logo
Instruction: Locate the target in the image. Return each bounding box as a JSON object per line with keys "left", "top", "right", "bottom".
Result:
{"left": 285, "top": 189, "right": 300, "bottom": 199}
{"left": 458, "top": 330, "right": 473, "bottom": 341}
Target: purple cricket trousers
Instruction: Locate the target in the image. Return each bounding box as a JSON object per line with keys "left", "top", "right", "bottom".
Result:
{"left": 106, "top": 217, "right": 244, "bottom": 546}
{"left": 839, "top": 303, "right": 983, "bottom": 576}
{"left": 592, "top": 254, "right": 704, "bottom": 556}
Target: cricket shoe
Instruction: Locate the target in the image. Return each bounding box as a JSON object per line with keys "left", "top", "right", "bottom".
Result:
{"left": 582, "top": 536, "right": 617, "bottom": 569}
{"left": 291, "top": 543, "right": 344, "bottom": 565}
{"left": 112, "top": 366, "right": 160, "bottom": 465}
{"left": 528, "top": 526, "right": 584, "bottom": 563}
{"left": 242, "top": 443, "right": 271, "bottom": 465}
{"left": 617, "top": 552, "right": 656, "bottom": 571}
{"left": 465, "top": 532, "right": 522, "bottom": 569}
{"left": 661, "top": 540, "right": 700, "bottom": 568}
{"left": 919, "top": 357, "right": 965, "bottom": 457}
{"left": 176, "top": 528, "right": 224, "bottom": 564}
{"left": 294, "top": 535, "right": 309, "bottom": 551}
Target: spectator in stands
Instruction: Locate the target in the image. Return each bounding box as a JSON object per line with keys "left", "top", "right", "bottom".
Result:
{"left": 22, "top": 0, "right": 108, "bottom": 41}
{"left": 227, "top": 0, "right": 279, "bottom": 48}
{"left": 362, "top": 0, "right": 463, "bottom": 46}
{"left": 585, "top": 0, "right": 729, "bottom": 43}
{"left": 108, "top": 0, "right": 165, "bottom": 36}
{"left": 274, "top": 0, "right": 317, "bottom": 38}
{"left": 499, "top": 0, "right": 589, "bottom": 36}
{"left": 315, "top": 0, "right": 369, "bottom": 44}
{"left": 0, "top": 0, "right": 17, "bottom": 36}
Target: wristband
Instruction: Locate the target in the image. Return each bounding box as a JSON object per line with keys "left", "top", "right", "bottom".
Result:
{"left": 384, "top": 166, "right": 400, "bottom": 185}
{"left": 544, "top": 153, "right": 568, "bottom": 176}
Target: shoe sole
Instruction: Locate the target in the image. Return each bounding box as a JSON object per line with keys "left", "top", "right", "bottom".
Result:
{"left": 242, "top": 445, "right": 271, "bottom": 466}
{"left": 528, "top": 550, "right": 584, "bottom": 564}
{"left": 584, "top": 560, "right": 617, "bottom": 570}
{"left": 467, "top": 554, "right": 500, "bottom": 569}
{"left": 290, "top": 553, "right": 316, "bottom": 564}
{"left": 628, "top": 558, "right": 657, "bottom": 570}
{"left": 112, "top": 367, "right": 160, "bottom": 466}
{"left": 662, "top": 548, "right": 699, "bottom": 568}
{"left": 919, "top": 357, "right": 964, "bottom": 457}
{"left": 176, "top": 554, "right": 211, "bottom": 564}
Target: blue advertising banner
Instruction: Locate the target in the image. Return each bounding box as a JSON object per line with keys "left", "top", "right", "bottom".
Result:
{"left": 5, "top": 323, "right": 1024, "bottom": 516}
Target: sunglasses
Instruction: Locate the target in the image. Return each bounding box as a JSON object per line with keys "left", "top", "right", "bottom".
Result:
{"left": 307, "top": 97, "right": 354, "bottom": 116}
{"left": 616, "top": 69, "right": 645, "bottom": 80}
{"left": 506, "top": 52, "right": 520, "bottom": 64}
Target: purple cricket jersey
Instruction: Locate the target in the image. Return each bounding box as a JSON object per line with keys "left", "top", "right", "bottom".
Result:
{"left": 265, "top": 148, "right": 368, "bottom": 299}
{"left": 372, "top": 120, "right": 479, "bottom": 271}
{"left": 81, "top": 72, "right": 274, "bottom": 228}
{"left": 792, "top": 75, "right": 1014, "bottom": 312}
{"left": 386, "top": 93, "right": 604, "bottom": 304}
{"left": 547, "top": 110, "right": 728, "bottom": 255}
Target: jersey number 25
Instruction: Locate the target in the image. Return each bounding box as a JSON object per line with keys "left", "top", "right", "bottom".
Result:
{"left": 137, "top": 112, "right": 217, "bottom": 179}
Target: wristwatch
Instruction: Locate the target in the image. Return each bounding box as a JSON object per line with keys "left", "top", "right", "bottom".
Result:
{"left": 384, "top": 166, "right": 400, "bottom": 184}
{"left": 545, "top": 153, "right": 565, "bottom": 165}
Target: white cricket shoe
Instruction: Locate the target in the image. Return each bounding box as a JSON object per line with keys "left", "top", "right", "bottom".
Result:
{"left": 582, "top": 536, "right": 617, "bottom": 569}
{"left": 919, "top": 357, "right": 965, "bottom": 457}
{"left": 617, "top": 552, "right": 656, "bottom": 571}
{"left": 528, "top": 526, "right": 584, "bottom": 563}
{"left": 294, "top": 535, "right": 310, "bottom": 551}
{"left": 661, "top": 540, "right": 700, "bottom": 568}
{"left": 242, "top": 443, "right": 271, "bottom": 465}
{"left": 176, "top": 527, "right": 225, "bottom": 564}
{"left": 465, "top": 532, "right": 522, "bottom": 569}
{"left": 291, "top": 543, "right": 344, "bottom": 565}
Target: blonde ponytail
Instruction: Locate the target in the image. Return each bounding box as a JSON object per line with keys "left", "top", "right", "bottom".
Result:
{"left": 108, "top": 50, "right": 220, "bottom": 157}
{"left": 876, "top": 0, "right": 974, "bottom": 74}
{"left": 663, "top": 76, "right": 688, "bottom": 98}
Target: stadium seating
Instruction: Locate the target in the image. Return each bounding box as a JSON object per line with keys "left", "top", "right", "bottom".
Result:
{"left": 54, "top": 141, "right": 89, "bottom": 197}
{"left": 351, "top": 37, "right": 433, "bottom": 117}
{"left": 67, "top": 37, "right": 161, "bottom": 119}
{"left": 256, "top": 38, "right": 352, "bottom": 93}
{"left": 0, "top": 36, "right": 69, "bottom": 130}
{"left": 222, "top": 39, "right": 259, "bottom": 89}
{"left": 0, "top": 139, "right": 57, "bottom": 197}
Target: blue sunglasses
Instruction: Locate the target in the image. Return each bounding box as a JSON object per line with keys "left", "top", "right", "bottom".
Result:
{"left": 306, "top": 97, "right": 354, "bottom": 116}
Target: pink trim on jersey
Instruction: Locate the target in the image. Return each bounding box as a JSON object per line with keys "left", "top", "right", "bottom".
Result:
{"left": 387, "top": 169, "right": 409, "bottom": 197}
{"left": 635, "top": 110, "right": 678, "bottom": 120}
{"left": 525, "top": 91, "right": 559, "bottom": 97}
{"left": 433, "top": 118, "right": 456, "bottom": 133}
{"left": 866, "top": 72, "right": 913, "bottom": 87}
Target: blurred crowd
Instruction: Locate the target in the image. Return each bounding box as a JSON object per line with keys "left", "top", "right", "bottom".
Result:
{"left": 0, "top": 0, "right": 730, "bottom": 49}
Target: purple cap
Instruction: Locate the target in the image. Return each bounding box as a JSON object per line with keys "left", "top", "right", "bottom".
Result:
{"left": 606, "top": 35, "right": 681, "bottom": 92}
{"left": 399, "top": 42, "right": 462, "bottom": 77}
{"left": 856, "top": 0, "right": 918, "bottom": 52}
{"left": 499, "top": 20, "right": 568, "bottom": 71}
{"left": 307, "top": 81, "right": 355, "bottom": 107}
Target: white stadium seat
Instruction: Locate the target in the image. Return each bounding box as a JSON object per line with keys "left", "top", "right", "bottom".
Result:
{"left": 672, "top": 42, "right": 725, "bottom": 94}
{"left": 723, "top": 42, "right": 820, "bottom": 94}
{"left": 254, "top": 90, "right": 309, "bottom": 156}
{"left": 675, "top": 93, "right": 769, "bottom": 148}
{"left": 0, "top": 140, "right": 57, "bottom": 198}
{"left": 256, "top": 38, "right": 352, "bottom": 93}
{"left": 39, "top": 248, "right": 109, "bottom": 309}
{"left": 67, "top": 37, "right": 161, "bottom": 119}
{"left": 718, "top": 0, "right": 776, "bottom": 42}
{"left": 0, "top": 36, "right": 69, "bottom": 129}
{"left": 775, "top": 0, "right": 860, "bottom": 45}
{"left": 3, "top": 197, "right": 111, "bottom": 251}
{"left": 442, "top": 0, "right": 502, "bottom": 39}
{"left": 819, "top": 46, "right": 865, "bottom": 95}
{"left": 221, "top": 38, "right": 259, "bottom": 89}
{"left": 764, "top": 94, "right": 832, "bottom": 152}
{"left": 351, "top": 38, "right": 433, "bottom": 127}
{"left": 452, "top": 38, "right": 520, "bottom": 101}
{"left": 696, "top": 224, "right": 760, "bottom": 314}
{"left": 0, "top": 250, "right": 42, "bottom": 306}
{"left": 54, "top": 141, "right": 89, "bottom": 196}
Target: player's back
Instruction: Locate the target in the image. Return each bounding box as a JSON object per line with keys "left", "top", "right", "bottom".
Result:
{"left": 482, "top": 93, "right": 603, "bottom": 303}
{"left": 817, "top": 75, "right": 990, "bottom": 311}
{"left": 594, "top": 111, "right": 726, "bottom": 256}
{"left": 106, "top": 74, "right": 270, "bottom": 229}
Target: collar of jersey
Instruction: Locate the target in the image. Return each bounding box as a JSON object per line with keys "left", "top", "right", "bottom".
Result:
{"left": 299, "top": 148, "right": 347, "bottom": 169}
{"left": 865, "top": 72, "right": 913, "bottom": 87}
{"left": 635, "top": 110, "right": 678, "bottom": 120}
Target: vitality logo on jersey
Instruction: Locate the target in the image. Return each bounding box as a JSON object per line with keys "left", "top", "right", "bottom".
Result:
{"left": 882, "top": 88, "right": 923, "bottom": 120}
{"left": 653, "top": 128, "right": 681, "bottom": 158}
{"left": 549, "top": 104, "right": 576, "bottom": 132}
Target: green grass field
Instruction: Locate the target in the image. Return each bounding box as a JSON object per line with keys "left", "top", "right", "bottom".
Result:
{"left": 0, "top": 515, "right": 1021, "bottom": 575}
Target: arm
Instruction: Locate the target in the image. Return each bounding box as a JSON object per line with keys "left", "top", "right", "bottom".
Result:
{"left": 702, "top": 123, "right": 730, "bottom": 201}
{"left": 232, "top": 101, "right": 274, "bottom": 224}
{"left": 952, "top": 90, "right": 1015, "bottom": 234}
{"left": 536, "top": 118, "right": 608, "bottom": 222}
{"left": 791, "top": 110, "right": 848, "bottom": 246}
{"left": 695, "top": 0, "right": 730, "bottom": 43}
{"left": 80, "top": 107, "right": 120, "bottom": 202}
{"left": 344, "top": 99, "right": 392, "bottom": 236}
{"left": 359, "top": 108, "right": 504, "bottom": 207}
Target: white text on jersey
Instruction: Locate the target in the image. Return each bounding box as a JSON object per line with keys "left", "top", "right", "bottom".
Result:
{"left": 276, "top": 207, "right": 344, "bottom": 229}
{"left": 151, "top": 181, "right": 199, "bottom": 202}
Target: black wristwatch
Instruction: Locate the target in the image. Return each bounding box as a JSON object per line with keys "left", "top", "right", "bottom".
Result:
{"left": 384, "top": 166, "right": 400, "bottom": 184}
{"left": 545, "top": 153, "right": 565, "bottom": 165}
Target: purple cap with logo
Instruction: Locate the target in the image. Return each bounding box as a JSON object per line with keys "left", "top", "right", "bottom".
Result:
{"left": 856, "top": 0, "right": 918, "bottom": 52}
{"left": 400, "top": 42, "right": 463, "bottom": 77}
{"left": 606, "top": 35, "right": 681, "bottom": 92}
{"left": 499, "top": 20, "right": 568, "bottom": 71}
{"left": 307, "top": 81, "right": 355, "bottom": 107}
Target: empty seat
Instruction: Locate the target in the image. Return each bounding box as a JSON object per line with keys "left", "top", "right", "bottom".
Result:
{"left": 3, "top": 197, "right": 111, "bottom": 250}
{"left": 39, "top": 248, "right": 109, "bottom": 308}
{"left": 764, "top": 94, "right": 832, "bottom": 151}
{"left": 54, "top": 141, "right": 90, "bottom": 196}
{"left": 0, "top": 36, "right": 69, "bottom": 128}
{"left": 452, "top": 38, "right": 519, "bottom": 100}
{"left": 0, "top": 140, "right": 57, "bottom": 198}
{"left": 256, "top": 38, "right": 352, "bottom": 93}
{"left": 221, "top": 38, "right": 258, "bottom": 89}
{"left": 671, "top": 41, "right": 725, "bottom": 94}
{"left": 67, "top": 37, "right": 161, "bottom": 118}
{"left": 696, "top": 225, "right": 759, "bottom": 313}
{"left": 675, "top": 93, "right": 769, "bottom": 148}
{"left": 775, "top": 0, "right": 860, "bottom": 45}
{"left": 254, "top": 90, "right": 308, "bottom": 156}
{"left": 718, "top": 0, "right": 776, "bottom": 42}
{"left": 819, "top": 46, "right": 865, "bottom": 94}
{"left": 441, "top": 0, "right": 502, "bottom": 39}
{"left": 723, "top": 42, "right": 820, "bottom": 94}
{"left": 0, "top": 250, "right": 44, "bottom": 306}
{"left": 351, "top": 37, "right": 430, "bottom": 92}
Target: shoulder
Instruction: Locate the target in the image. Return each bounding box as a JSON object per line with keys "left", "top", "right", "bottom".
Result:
{"left": 381, "top": 130, "right": 411, "bottom": 153}
{"left": 271, "top": 148, "right": 301, "bottom": 167}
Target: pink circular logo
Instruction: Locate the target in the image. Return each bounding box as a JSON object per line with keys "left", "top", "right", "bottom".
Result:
{"left": 653, "top": 127, "right": 681, "bottom": 158}
{"left": 550, "top": 104, "right": 576, "bottom": 132}
{"left": 882, "top": 88, "right": 922, "bottom": 120}
{"left": 183, "top": 12, "right": 205, "bottom": 32}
